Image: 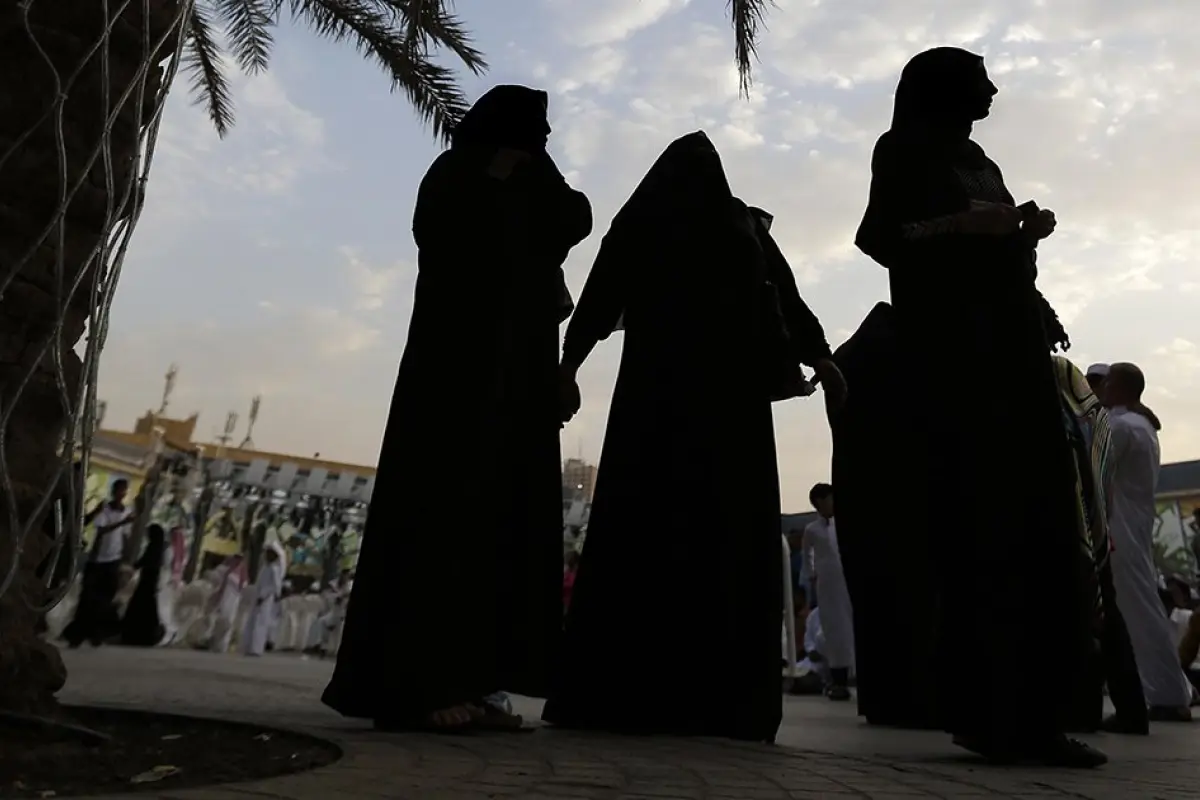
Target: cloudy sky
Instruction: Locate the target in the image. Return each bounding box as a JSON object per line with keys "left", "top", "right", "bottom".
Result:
{"left": 98, "top": 0, "right": 1200, "bottom": 511}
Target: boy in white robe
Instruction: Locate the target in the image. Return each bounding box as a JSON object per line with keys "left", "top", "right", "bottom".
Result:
{"left": 268, "top": 580, "right": 293, "bottom": 651}
{"left": 802, "top": 483, "right": 855, "bottom": 701}
{"left": 205, "top": 554, "right": 246, "bottom": 653}
{"left": 242, "top": 543, "right": 285, "bottom": 657}
{"left": 304, "top": 581, "right": 340, "bottom": 654}
{"left": 1101, "top": 363, "right": 1193, "bottom": 722}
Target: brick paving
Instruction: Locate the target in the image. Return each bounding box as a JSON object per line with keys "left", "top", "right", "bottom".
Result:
{"left": 56, "top": 647, "right": 1200, "bottom": 799}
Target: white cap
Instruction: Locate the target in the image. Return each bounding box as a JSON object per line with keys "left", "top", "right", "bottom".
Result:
{"left": 1086, "top": 363, "right": 1109, "bottom": 377}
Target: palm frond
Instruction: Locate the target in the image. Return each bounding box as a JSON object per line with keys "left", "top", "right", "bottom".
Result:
{"left": 183, "top": 3, "right": 236, "bottom": 137}
{"left": 215, "top": 0, "right": 276, "bottom": 74}
{"left": 382, "top": 0, "right": 487, "bottom": 76}
{"left": 286, "top": 0, "right": 473, "bottom": 142}
{"left": 729, "top": 0, "right": 772, "bottom": 96}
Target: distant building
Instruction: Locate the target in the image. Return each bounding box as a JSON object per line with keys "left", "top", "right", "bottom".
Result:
{"left": 563, "top": 457, "right": 596, "bottom": 502}
{"left": 95, "top": 410, "right": 377, "bottom": 503}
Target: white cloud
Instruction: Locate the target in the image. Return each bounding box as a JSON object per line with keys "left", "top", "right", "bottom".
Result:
{"left": 547, "top": 0, "right": 693, "bottom": 47}
{"left": 338, "top": 247, "right": 407, "bottom": 312}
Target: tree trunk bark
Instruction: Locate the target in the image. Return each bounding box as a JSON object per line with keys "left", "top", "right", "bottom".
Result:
{"left": 0, "top": 0, "right": 180, "bottom": 715}
{"left": 183, "top": 483, "right": 213, "bottom": 583}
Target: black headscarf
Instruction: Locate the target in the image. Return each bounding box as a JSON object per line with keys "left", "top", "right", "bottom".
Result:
{"left": 563, "top": 131, "right": 737, "bottom": 348}
{"left": 890, "top": 47, "right": 988, "bottom": 162}
{"left": 610, "top": 131, "right": 733, "bottom": 229}
{"left": 451, "top": 85, "right": 551, "bottom": 152}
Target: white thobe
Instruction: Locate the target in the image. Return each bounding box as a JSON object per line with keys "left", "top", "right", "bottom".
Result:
{"left": 1107, "top": 406, "right": 1192, "bottom": 708}
{"left": 207, "top": 565, "right": 245, "bottom": 653}
{"left": 156, "top": 544, "right": 178, "bottom": 643}
{"left": 241, "top": 561, "right": 284, "bottom": 656}
{"left": 798, "top": 606, "right": 830, "bottom": 681}
{"left": 803, "top": 517, "right": 855, "bottom": 670}
{"left": 304, "top": 587, "right": 339, "bottom": 650}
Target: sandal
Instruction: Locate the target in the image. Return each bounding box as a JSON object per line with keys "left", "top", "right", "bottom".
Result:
{"left": 374, "top": 704, "right": 482, "bottom": 735}
{"left": 473, "top": 704, "right": 536, "bottom": 733}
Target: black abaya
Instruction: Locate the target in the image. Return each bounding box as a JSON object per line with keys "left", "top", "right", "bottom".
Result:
{"left": 120, "top": 525, "right": 166, "bottom": 647}
{"left": 322, "top": 85, "right": 592, "bottom": 724}
{"left": 543, "top": 132, "right": 832, "bottom": 742}
{"left": 854, "top": 49, "right": 1098, "bottom": 748}
{"left": 829, "top": 303, "right": 940, "bottom": 728}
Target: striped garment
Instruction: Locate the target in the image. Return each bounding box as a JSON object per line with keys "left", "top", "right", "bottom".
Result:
{"left": 1052, "top": 355, "right": 1110, "bottom": 633}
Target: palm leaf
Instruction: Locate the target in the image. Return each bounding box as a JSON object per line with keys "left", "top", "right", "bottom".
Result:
{"left": 182, "top": 3, "right": 236, "bottom": 136}
{"left": 285, "top": 0, "right": 475, "bottom": 142}
{"left": 215, "top": 0, "right": 275, "bottom": 74}
{"left": 178, "top": 0, "right": 482, "bottom": 141}
{"left": 383, "top": 0, "right": 487, "bottom": 76}
{"left": 729, "top": 0, "right": 772, "bottom": 96}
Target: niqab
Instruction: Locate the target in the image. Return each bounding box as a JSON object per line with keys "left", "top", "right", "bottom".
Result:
{"left": 573, "top": 131, "right": 735, "bottom": 342}
{"left": 451, "top": 85, "right": 551, "bottom": 152}
{"left": 610, "top": 131, "right": 732, "bottom": 226}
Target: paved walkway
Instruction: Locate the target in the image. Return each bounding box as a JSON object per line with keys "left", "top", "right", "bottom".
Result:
{"left": 58, "top": 647, "right": 1199, "bottom": 799}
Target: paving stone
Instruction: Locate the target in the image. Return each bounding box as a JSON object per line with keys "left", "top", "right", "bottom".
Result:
{"left": 51, "top": 647, "right": 1200, "bottom": 800}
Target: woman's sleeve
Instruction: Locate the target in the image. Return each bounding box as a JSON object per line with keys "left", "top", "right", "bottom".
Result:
{"left": 552, "top": 186, "right": 593, "bottom": 252}
{"left": 562, "top": 227, "right": 631, "bottom": 367}
{"left": 411, "top": 152, "right": 494, "bottom": 256}
{"left": 854, "top": 134, "right": 962, "bottom": 267}
{"left": 535, "top": 152, "right": 593, "bottom": 252}
{"left": 756, "top": 223, "right": 833, "bottom": 366}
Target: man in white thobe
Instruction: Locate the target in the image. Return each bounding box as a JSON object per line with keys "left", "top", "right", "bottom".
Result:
{"left": 1102, "top": 362, "right": 1193, "bottom": 722}
{"left": 802, "top": 483, "right": 855, "bottom": 701}
{"left": 242, "top": 543, "right": 285, "bottom": 657}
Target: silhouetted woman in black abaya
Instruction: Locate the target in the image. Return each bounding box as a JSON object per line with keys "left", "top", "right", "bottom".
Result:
{"left": 322, "top": 85, "right": 592, "bottom": 732}
{"left": 826, "top": 302, "right": 942, "bottom": 728}
{"left": 120, "top": 524, "right": 166, "bottom": 647}
{"left": 544, "top": 131, "right": 842, "bottom": 742}
{"left": 851, "top": 47, "right": 1107, "bottom": 767}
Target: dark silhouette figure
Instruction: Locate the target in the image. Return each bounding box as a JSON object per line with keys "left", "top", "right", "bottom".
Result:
{"left": 120, "top": 524, "right": 167, "bottom": 647}
{"left": 852, "top": 47, "right": 1106, "bottom": 767}
{"left": 828, "top": 302, "right": 942, "bottom": 729}
{"left": 322, "top": 85, "right": 592, "bottom": 732}
{"left": 543, "top": 131, "right": 833, "bottom": 742}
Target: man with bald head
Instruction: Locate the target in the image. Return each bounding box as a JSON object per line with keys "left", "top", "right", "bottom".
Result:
{"left": 1101, "top": 363, "right": 1193, "bottom": 726}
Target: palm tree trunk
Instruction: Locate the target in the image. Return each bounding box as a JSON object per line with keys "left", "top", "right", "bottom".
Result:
{"left": 0, "top": 0, "right": 181, "bottom": 715}
{"left": 183, "top": 483, "right": 213, "bottom": 582}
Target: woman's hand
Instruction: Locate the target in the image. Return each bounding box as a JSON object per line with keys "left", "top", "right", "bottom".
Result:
{"left": 958, "top": 200, "right": 1023, "bottom": 235}
{"left": 1022, "top": 208, "right": 1057, "bottom": 241}
{"left": 558, "top": 363, "right": 581, "bottom": 425}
